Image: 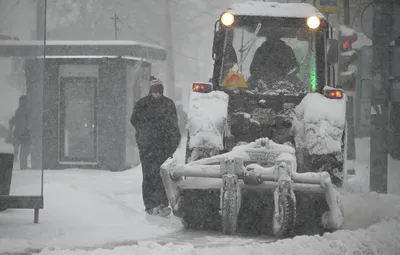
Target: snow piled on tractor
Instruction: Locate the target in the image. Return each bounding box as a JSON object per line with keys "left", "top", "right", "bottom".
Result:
{"left": 187, "top": 91, "right": 229, "bottom": 150}
{"left": 186, "top": 87, "right": 347, "bottom": 157}
{"left": 293, "top": 90, "right": 347, "bottom": 155}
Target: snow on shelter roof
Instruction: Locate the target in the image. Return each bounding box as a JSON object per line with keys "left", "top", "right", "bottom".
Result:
{"left": 0, "top": 40, "right": 166, "bottom": 60}
{"left": 35, "top": 55, "right": 149, "bottom": 62}
{"left": 229, "top": 1, "right": 326, "bottom": 19}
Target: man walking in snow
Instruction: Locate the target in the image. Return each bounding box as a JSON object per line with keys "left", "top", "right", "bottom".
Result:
{"left": 130, "top": 77, "right": 181, "bottom": 217}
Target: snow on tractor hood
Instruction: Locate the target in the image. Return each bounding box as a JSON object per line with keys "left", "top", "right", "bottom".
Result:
{"left": 293, "top": 90, "right": 347, "bottom": 155}
{"left": 187, "top": 91, "right": 229, "bottom": 150}
{"left": 230, "top": 1, "right": 325, "bottom": 19}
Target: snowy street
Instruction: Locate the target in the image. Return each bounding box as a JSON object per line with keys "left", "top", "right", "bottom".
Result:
{"left": 0, "top": 138, "right": 400, "bottom": 254}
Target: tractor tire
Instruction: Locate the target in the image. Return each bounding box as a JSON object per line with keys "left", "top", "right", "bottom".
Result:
{"left": 221, "top": 190, "right": 239, "bottom": 235}
{"left": 273, "top": 195, "right": 296, "bottom": 238}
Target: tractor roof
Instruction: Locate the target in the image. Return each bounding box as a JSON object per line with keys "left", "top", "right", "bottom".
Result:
{"left": 229, "top": 1, "right": 326, "bottom": 20}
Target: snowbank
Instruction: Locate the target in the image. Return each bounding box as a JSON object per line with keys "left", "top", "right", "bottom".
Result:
{"left": 341, "top": 192, "right": 400, "bottom": 230}
{"left": 347, "top": 137, "right": 400, "bottom": 196}
{"left": 187, "top": 91, "right": 229, "bottom": 150}
{"left": 293, "top": 92, "right": 347, "bottom": 155}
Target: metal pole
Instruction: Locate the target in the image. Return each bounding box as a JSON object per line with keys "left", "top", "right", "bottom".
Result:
{"left": 240, "top": 29, "right": 244, "bottom": 73}
{"left": 343, "top": 0, "right": 350, "bottom": 26}
{"left": 36, "top": 0, "right": 45, "bottom": 40}
{"left": 164, "top": 0, "right": 176, "bottom": 100}
{"left": 34, "top": 0, "right": 45, "bottom": 170}
{"left": 41, "top": 0, "right": 47, "bottom": 198}
{"left": 112, "top": 13, "right": 119, "bottom": 40}
{"left": 370, "top": 0, "right": 393, "bottom": 193}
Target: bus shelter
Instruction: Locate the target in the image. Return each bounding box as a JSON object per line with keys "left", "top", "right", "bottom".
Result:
{"left": 0, "top": 40, "right": 166, "bottom": 222}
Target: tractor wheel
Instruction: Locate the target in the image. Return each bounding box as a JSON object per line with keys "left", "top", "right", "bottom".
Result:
{"left": 221, "top": 190, "right": 239, "bottom": 235}
{"left": 273, "top": 195, "right": 296, "bottom": 238}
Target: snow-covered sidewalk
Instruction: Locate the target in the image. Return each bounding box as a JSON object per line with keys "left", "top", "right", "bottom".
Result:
{"left": 1, "top": 138, "right": 400, "bottom": 254}
{"left": 0, "top": 168, "right": 182, "bottom": 254}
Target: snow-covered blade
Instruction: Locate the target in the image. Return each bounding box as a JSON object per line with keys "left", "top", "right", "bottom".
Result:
{"left": 161, "top": 137, "right": 344, "bottom": 234}
{"left": 187, "top": 91, "right": 229, "bottom": 150}
{"left": 293, "top": 88, "right": 347, "bottom": 155}
{"left": 188, "top": 137, "right": 295, "bottom": 166}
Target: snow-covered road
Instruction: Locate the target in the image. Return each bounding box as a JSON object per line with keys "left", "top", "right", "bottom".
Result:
{"left": 1, "top": 138, "right": 400, "bottom": 254}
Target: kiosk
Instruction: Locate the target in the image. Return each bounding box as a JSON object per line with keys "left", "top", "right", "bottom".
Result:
{"left": 0, "top": 40, "right": 166, "bottom": 171}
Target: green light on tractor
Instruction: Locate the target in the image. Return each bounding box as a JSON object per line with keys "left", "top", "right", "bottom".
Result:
{"left": 310, "top": 53, "right": 316, "bottom": 92}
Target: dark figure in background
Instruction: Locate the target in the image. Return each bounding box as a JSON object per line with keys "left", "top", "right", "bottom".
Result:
{"left": 249, "top": 33, "right": 300, "bottom": 89}
{"left": 130, "top": 77, "right": 181, "bottom": 217}
{"left": 7, "top": 95, "right": 30, "bottom": 169}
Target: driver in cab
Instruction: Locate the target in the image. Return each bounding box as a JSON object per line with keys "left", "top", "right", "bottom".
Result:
{"left": 248, "top": 31, "right": 300, "bottom": 89}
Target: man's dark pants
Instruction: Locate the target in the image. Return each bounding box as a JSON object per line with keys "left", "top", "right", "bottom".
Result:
{"left": 138, "top": 147, "right": 169, "bottom": 211}
{"left": 13, "top": 138, "right": 30, "bottom": 169}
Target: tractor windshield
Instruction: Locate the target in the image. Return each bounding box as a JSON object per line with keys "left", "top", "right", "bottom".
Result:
{"left": 221, "top": 21, "right": 317, "bottom": 95}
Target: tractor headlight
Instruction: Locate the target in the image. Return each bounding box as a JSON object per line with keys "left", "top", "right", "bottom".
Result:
{"left": 221, "top": 12, "right": 234, "bottom": 26}
{"left": 307, "top": 16, "right": 320, "bottom": 29}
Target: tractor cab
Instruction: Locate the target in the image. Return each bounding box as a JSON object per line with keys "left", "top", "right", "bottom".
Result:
{"left": 195, "top": 2, "right": 340, "bottom": 98}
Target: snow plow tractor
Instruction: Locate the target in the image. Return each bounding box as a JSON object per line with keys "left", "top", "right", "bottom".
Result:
{"left": 161, "top": 1, "right": 346, "bottom": 238}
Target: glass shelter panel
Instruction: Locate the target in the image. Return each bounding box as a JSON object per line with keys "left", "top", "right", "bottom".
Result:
{"left": 0, "top": 1, "right": 44, "bottom": 197}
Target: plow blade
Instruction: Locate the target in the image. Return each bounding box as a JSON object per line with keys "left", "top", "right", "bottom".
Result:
{"left": 161, "top": 138, "right": 344, "bottom": 238}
